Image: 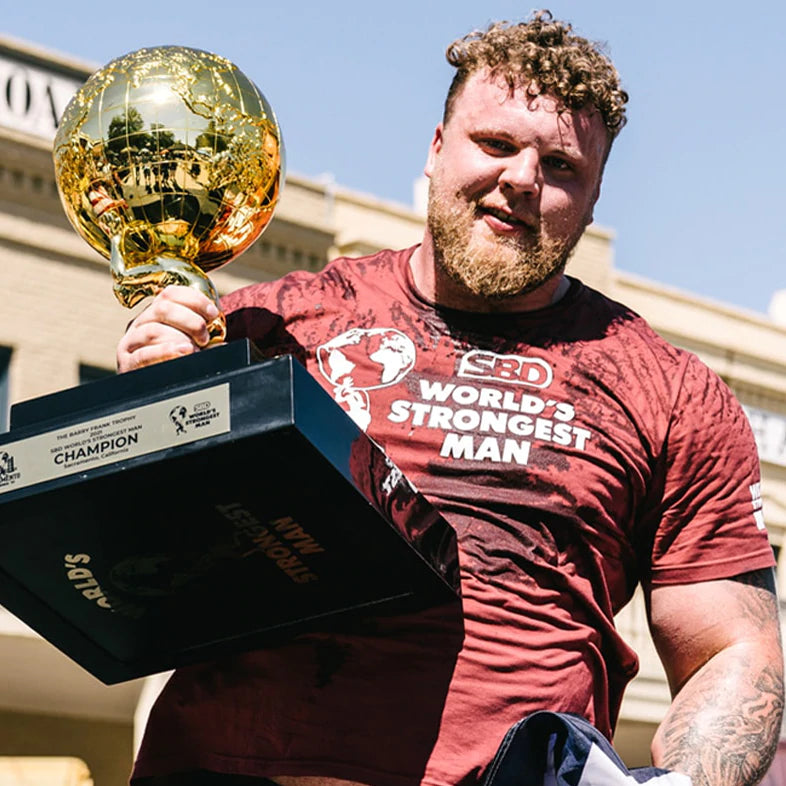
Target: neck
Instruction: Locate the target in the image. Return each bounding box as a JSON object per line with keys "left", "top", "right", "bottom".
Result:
{"left": 408, "top": 241, "right": 570, "bottom": 314}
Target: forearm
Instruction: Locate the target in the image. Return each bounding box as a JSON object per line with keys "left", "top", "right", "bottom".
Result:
{"left": 652, "top": 641, "right": 784, "bottom": 786}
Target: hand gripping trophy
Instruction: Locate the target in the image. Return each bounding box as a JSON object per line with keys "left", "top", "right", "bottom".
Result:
{"left": 53, "top": 46, "right": 284, "bottom": 343}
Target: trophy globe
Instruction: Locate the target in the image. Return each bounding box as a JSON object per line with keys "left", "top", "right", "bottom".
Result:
{"left": 53, "top": 46, "right": 285, "bottom": 343}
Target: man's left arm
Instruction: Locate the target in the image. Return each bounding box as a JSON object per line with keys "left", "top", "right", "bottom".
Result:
{"left": 647, "top": 568, "right": 784, "bottom": 785}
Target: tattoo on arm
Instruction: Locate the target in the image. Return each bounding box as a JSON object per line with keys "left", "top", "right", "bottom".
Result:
{"left": 658, "top": 662, "right": 783, "bottom": 785}
{"left": 656, "top": 570, "right": 784, "bottom": 786}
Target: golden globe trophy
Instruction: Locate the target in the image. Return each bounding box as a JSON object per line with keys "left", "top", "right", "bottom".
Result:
{"left": 52, "top": 45, "right": 284, "bottom": 342}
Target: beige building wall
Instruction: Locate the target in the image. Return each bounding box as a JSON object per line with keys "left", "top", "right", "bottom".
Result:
{"left": 1, "top": 34, "right": 785, "bottom": 783}
{"left": 0, "top": 712, "right": 130, "bottom": 786}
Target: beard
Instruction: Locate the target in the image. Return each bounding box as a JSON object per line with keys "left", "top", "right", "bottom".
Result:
{"left": 426, "top": 182, "right": 586, "bottom": 301}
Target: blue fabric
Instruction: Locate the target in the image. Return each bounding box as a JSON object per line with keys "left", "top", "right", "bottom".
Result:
{"left": 483, "top": 711, "right": 692, "bottom": 786}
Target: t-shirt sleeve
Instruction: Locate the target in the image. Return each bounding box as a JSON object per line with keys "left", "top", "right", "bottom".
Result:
{"left": 221, "top": 282, "right": 276, "bottom": 341}
{"left": 220, "top": 279, "right": 308, "bottom": 363}
{"left": 646, "top": 354, "right": 775, "bottom": 585}
{"left": 220, "top": 266, "right": 341, "bottom": 361}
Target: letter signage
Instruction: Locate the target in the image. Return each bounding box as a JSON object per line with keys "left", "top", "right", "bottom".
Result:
{"left": 0, "top": 51, "right": 83, "bottom": 139}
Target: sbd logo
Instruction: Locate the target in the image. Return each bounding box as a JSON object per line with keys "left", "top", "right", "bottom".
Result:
{"left": 458, "top": 350, "right": 552, "bottom": 389}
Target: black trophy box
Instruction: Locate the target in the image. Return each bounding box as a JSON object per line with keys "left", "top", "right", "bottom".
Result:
{"left": 0, "top": 341, "right": 459, "bottom": 683}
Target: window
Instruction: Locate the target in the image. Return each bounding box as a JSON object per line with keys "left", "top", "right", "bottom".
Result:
{"left": 0, "top": 347, "right": 10, "bottom": 433}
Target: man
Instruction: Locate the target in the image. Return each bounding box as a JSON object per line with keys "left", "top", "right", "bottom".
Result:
{"left": 119, "top": 11, "right": 784, "bottom": 786}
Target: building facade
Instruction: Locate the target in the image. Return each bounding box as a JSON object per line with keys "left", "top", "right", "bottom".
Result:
{"left": 0, "top": 35, "right": 785, "bottom": 785}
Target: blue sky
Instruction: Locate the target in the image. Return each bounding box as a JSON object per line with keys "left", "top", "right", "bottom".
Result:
{"left": 5, "top": 0, "right": 785, "bottom": 316}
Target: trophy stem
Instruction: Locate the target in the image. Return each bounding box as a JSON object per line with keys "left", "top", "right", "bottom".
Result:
{"left": 110, "top": 236, "right": 227, "bottom": 344}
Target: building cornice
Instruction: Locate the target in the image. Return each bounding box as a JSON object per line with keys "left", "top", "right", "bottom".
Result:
{"left": 614, "top": 269, "right": 786, "bottom": 374}
{"left": 0, "top": 34, "right": 94, "bottom": 81}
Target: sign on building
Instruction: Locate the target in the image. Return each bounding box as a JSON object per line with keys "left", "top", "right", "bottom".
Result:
{"left": 0, "top": 51, "right": 82, "bottom": 140}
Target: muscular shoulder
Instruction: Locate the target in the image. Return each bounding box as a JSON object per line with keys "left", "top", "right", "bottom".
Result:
{"left": 221, "top": 247, "right": 412, "bottom": 349}
{"left": 572, "top": 282, "right": 750, "bottom": 423}
{"left": 569, "top": 281, "right": 683, "bottom": 361}
{"left": 221, "top": 247, "right": 408, "bottom": 318}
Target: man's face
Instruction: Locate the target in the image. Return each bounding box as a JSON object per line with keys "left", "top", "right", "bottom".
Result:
{"left": 424, "top": 71, "right": 609, "bottom": 301}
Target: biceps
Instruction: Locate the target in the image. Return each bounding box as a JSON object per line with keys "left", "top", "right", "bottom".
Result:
{"left": 647, "top": 568, "right": 781, "bottom": 694}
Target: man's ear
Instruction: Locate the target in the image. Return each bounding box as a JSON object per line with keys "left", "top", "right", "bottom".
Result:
{"left": 424, "top": 122, "right": 444, "bottom": 178}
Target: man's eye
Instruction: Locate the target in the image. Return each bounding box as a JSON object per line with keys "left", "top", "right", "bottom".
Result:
{"left": 543, "top": 156, "right": 573, "bottom": 172}
{"left": 479, "top": 138, "right": 515, "bottom": 154}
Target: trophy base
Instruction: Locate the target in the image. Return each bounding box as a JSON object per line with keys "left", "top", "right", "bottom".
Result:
{"left": 0, "top": 342, "right": 459, "bottom": 684}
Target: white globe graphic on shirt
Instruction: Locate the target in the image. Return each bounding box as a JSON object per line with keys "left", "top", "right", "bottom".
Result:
{"left": 317, "top": 328, "right": 416, "bottom": 432}
{"left": 317, "top": 328, "right": 415, "bottom": 391}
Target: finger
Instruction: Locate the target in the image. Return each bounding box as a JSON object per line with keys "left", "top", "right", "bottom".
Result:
{"left": 155, "top": 285, "right": 220, "bottom": 323}
{"left": 120, "top": 320, "right": 198, "bottom": 356}
{"left": 118, "top": 317, "right": 199, "bottom": 373}
{"left": 132, "top": 288, "right": 220, "bottom": 348}
{"left": 119, "top": 341, "right": 197, "bottom": 372}
{"left": 129, "top": 306, "right": 208, "bottom": 349}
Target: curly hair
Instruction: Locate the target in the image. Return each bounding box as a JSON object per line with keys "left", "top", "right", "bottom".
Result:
{"left": 443, "top": 10, "right": 628, "bottom": 139}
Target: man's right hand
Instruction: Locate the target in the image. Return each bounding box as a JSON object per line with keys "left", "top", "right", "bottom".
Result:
{"left": 116, "top": 285, "right": 222, "bottom": 373}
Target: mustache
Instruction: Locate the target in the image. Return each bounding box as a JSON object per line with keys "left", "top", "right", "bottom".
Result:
{"left": 475, "top": 199, "right": 540, "bottom": 233}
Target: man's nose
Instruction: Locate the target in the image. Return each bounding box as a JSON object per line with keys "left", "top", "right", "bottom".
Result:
{"left": 499, "top": 149, "right": 540, "bottom": 196}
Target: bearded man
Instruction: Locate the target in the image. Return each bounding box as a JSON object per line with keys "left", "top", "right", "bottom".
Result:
{"left": 119, "top": 11, "right": 783, "bottom": 786}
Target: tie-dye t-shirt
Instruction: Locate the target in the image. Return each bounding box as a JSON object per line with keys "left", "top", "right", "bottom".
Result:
{"left": 134, "top": 247, "right": 773, "bottom": 786}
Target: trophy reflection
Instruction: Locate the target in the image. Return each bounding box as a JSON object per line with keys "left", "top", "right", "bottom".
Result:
{"left": 53, "top": 46, "right": 284, "bottom": 343}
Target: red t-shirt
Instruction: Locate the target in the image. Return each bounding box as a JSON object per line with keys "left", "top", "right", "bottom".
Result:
{"left": 133, "top": 247, "right": 774, "bottom": 786}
